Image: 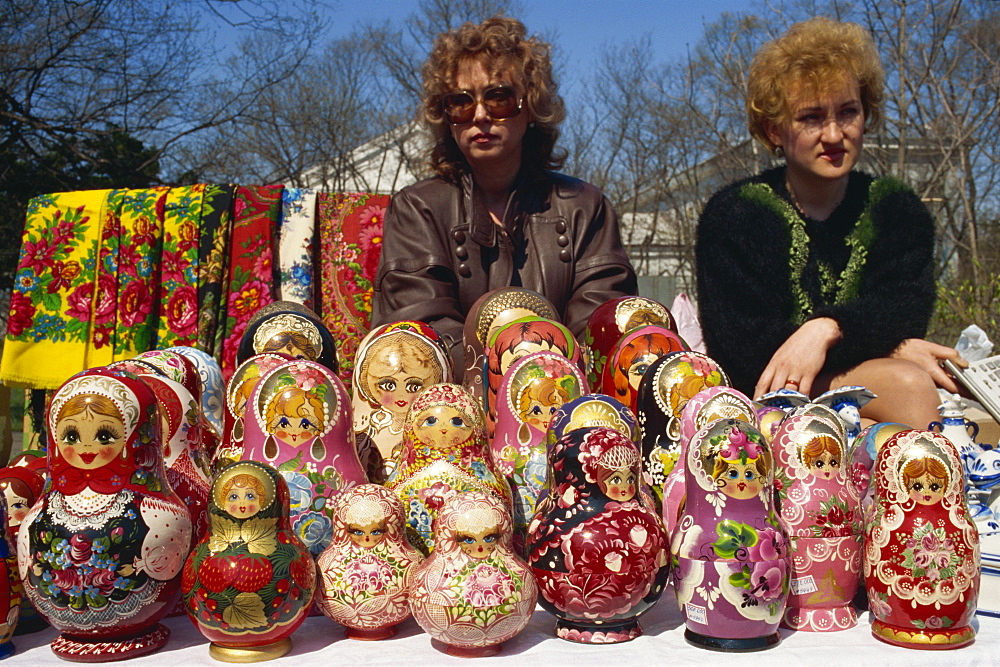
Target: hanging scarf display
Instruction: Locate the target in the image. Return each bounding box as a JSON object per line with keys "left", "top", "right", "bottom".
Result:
{"left": 196, "top": 184, "right": 236, "bottom": 355}
{"left": 157, "top": 184, "right": 206, "bottom": 348}
{"left": 279, "top": 188, "right": 317, "bottom": 310}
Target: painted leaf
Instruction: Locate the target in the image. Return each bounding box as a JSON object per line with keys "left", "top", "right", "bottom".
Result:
{"left": 209, "top": 515, "right": 242, "bottom": 553}
{"left": 241, "top": 517, "right": 277, "bottom": 556}
{"left": 222, "top": 591, "right": 267, "bottom": 629}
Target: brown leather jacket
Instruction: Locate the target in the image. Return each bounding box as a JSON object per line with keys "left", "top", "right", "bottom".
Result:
{"left": 371, "top": 170, "right": 638, "bottom": 371}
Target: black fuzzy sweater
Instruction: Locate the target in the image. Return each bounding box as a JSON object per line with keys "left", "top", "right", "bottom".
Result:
{"left": 695, "top": 167, "right": 936, "bottom": 396}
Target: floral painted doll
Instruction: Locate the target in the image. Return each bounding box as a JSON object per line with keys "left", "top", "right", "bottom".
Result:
{"left": 316, "top": 484, "right": 423, "bottom": 639}
{"left": 167, "top": 345, "right": 227, "bottom": 439}
{"left": 408, "top": 492, "right": 537, "bottom": 657}
{"left": 671, "top": 419, "right": 789, "bottom": 651}
{"left": 216, "top": 352, "right": 293, "bottom": 469}
{"left": 527, "top": 427, "right": 668, "bottom": 644}
{"left": 238, "top": 300, "right": 337, "bottom": 372}
{"left": 864, "top": 429, "right": 979, "bottom": 648}
{"left": 18, "top": 371, "right": 193, "bottom": 660}
{"left": 182, "top": 460, "right": 316, "bottom": 661}
{"left": 546, "top": 393, "right": 640, "bottom": 448}
{"left": 386, "top": 383, "right": 511, "bottom": 554}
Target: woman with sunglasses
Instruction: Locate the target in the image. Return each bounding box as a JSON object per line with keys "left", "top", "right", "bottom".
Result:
{"left": 695, "top": 17, "right": 965, "bottom": 429}
{"left": 371, "top": 16, "right": 636, "bottom": 372}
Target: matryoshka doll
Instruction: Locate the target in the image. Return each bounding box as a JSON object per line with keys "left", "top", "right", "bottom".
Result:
{"left": 18, "top": 371, "right": 193, "bottom": 660}
{"left": 352, "top": 321, "right": 452, "bottom": 483}
{"left": 386, "top": 383, "right": 511, "bottom": 554}
{"left": 527, "top": 427, "right": 668, "bottom": 643}
{"left": 462, "top": 287, "right": 558, "bottom": 406}
{"left": 772, "top": 413, "right": 861, "bottom": 631}
{"left": 316, "top": 484, "right": 423, "bottom": 639}
{"left": 600, "top": 324, "right": 687, "bottom": 414}
{"left": 0, "top": 497, "right": 19, "bottom": 658}
{"left": 864, "top": 429, "right": 979, "bottom": 649}
{"left": 0, "top": 465, "right": 46, "bottom": 634}
{"left": 671, "top": 419, "right": 789, "bottom": 651}
{"left": 183, "top": 460, "right": 316, "bottom": 661}
{"left": 167, "top": 345, "right": 227, "bottom": 440}
{"left": 408, "top": 492, "right": 537, "bottom": 657}
{"left": 546, "top": 393, "right": 640, "bottom": 448}
{"left": 216, "top": 352, "right": 293, "bottom": 468}
{"left": 636, "top": 351, "right": 729, "bottom": 511}
{"left": 583, "top": 296, "right": 676, "bottom": 388}
{"left": 243, "top": 359, "right": 366, "bottom": 556}
{"left": 485, "top": 317, "right": 580, "bottom": 436}
{"left": 238, "top": 300, "right": 338, "bottom": 373}
{"left": 849, "top": 422, "right": 909, "bottom": 514}
{"left": 492, "top": 350, "right": 587, "bottom": 539}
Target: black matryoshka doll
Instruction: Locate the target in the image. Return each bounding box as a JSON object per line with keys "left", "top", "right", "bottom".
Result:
{"left": 526, "top": 427, "right": 669, "bottom": 643}
{"left": 238, "top": 301, "right": 338, "bottom": 373}
{"left": 182, "top": 460, "right": 316, "bottom": 661}
{"left": 583, "top": 296, "right": 676, "bottom": 387}
{"left": 18, "top": 371, "right": 193, "bottom": 661}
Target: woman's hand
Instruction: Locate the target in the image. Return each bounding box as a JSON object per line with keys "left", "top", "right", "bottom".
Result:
{"left": 890, "top": 338, "right": 967, "bottom": 394}
{"left": 755, "top": 317, "right": 842, "bottom": 399}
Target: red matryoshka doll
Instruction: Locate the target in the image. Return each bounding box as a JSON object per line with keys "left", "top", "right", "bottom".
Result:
{"left": 182, "top": 460, "right": 316, "bottom": 661}
{"left": 386, "top": 383, "right": 511, "bottom": 554}
{"left": 600, "top": 325, "right": 688, "bottom": 414}
{"left": 485, "top": 317, "right": 580, "bottom": 436}
{"left": 0, "top": 497, "right": 19, "bottom": 658}
{"left": 492, "top": 350, "right": 587, "bottom": 539}
{"left": 0, "top": 465, "right": 46, "bottom": 634}
{"left": 352, "top": 321, "right": 452, "bottom": 483}
{"left": 771, "top": 413, "right": 861, "bottom": 631}
{"left": 527, "top": 427, "right": 668, "bottom": 643}
{"left": 18, "top": 371, "right": 193, "bottom": 660}
{"left": 864, "top": 429, "right": 979, "bottom": 649}
{"left": 409, "top": 492, "right": 537, "bottom": 657}
{"left": 583, "top": 296, "right": 676, "bottom": 387}
{"left": 660, "top": 386, "right": 757, "bottom": 538}
{"left": 238, "top": 300, "right": 338, "bottom": 373}
{"left": 167, "top": 345, "right": 227, "bottom": 441}
{"left": 636, "top": 351, "right": 729, "bottom": 511}
{"left": 243, "top": 359, "right": 365, "bottom": 556}
{"left": 316, "top": 484, "right": 423, "bottom": 639}
{"left": 216, "top": 352, "right": 293, "bottom": 468}
{"left": 462, "top": 287, "right": 558, "bottom": 406}
{"left": 671, "top": 419, "right": 789, "bottom": 651}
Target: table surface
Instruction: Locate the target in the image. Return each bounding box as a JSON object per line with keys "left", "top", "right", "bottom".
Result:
{"left": 4, "top": 595, "right": 998, "bottom": 667}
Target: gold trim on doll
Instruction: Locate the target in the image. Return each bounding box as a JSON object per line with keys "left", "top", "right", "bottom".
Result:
{"left": 474, "top": 289, "right": 557, "bottom": 348}
{"left": 615, "top": 297, "right": 671, "bottom": 334}
{"left": 253, "top": 313, "right": 324, "bottom": 360}
{"left": 213, "top": 463, "right": 277, "bottom": 518}
{"left": 562, "top": 399, "right": 632, "bottom": 440}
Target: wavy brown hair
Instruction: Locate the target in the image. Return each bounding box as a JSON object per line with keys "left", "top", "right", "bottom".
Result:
{"left": 421, "top": 16, "right": 566, "bottom": 182}
{"left": 746, "top": 16, "right": 884, "bottom": 153}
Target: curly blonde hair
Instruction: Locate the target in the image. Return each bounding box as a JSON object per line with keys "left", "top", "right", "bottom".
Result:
{"left": 746, "top": 16, "right": 884, "bottom": 152}
{"left": 421, "top": 16, "right": 566, "bottom": 182}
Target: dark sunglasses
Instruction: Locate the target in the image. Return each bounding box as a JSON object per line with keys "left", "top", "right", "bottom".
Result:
{"left": 441, "top": 86, "right": 523, "bottom": 125}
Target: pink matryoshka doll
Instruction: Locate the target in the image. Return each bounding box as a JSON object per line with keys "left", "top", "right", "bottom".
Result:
{"left": 352, "top": 321, "right": 452, "bottom": 483}
{"left": 527, "top": 427, "right": 669, "bottom": 643}
{"left": 600, "top": 325, "right": 688, "bottom": 415}
{"left": 660, "top": 386, "right": 757, "bottom": 538}
{"left": 583, "top": 296, "right": 676, "bottom": 388}
{"left": 386, "top": 383, "right": 511, "bottom": 554}
{"left": 485, "top": 317, "right": 580, "bottom": 436}
{"left": 671, "top": 419, "right": 789, "bottom": 651}
{"left": 771, "top": 413, "right": 861, "bottom": 631}
{"left": 243, "top": 358, "right": 366, "bottom": 556}
{"left": 316, "top": 484, "right": 423, "bottom": 640}
{"left": 492, "top": 350, "right": 588, "bottom": 539}
{"left": 217, "top": 352, "right": 293, "bottom": 469}
{"left": 636, "top": 351, "right": 729, "bottom": 511}
{"left": 462, "top": 288, "right": 558, "bottom": 408}
{"left": 18, "top": 371, "right": 193, "bottom": 660}
{"left": 409, "top": 492, "right": 537, "bottom": 657}
{"left": 0, "top": 464, "right": 46, "bottom": 635}
{"left": 238, "top": 300, "right": 338, "bottom": 373}
{"left": 182, "top": 460, "right": 316, "bottom": 661}
{"left": 864, "top": 429, "right": 979, "bottom": 649}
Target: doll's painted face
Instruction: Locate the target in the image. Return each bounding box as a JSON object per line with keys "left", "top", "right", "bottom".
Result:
{"left": 523, "top": 398, "right": 559, "bottom": 431}
{"left": 598, "top": 466, "right": 637, "bottom": 502}
{"left": 807, "top": 451, "right": 840, "bottom": 480}
{"left": 625, "top": 352, "right": 658, "bottom": 394}
{"left": 56, "top": 402, "right": 127, "bottom": 470}
{"left": 499, "top": 340, "right": 557, "bottom": 378}
{"left": 367, "top": 344, "right": 437, "bottom": 417}
{"left": 268, "top": 389, "right": 323, "bottom": 446}
{"left": 2, "top": 486, "right": 30, "bottom": 528}
{"left": 716, "top": 461, "right": 764, "bottom": 500}
{"left": 908, "top": 473, "right": 946, "bottom": 505}
{"left": 348, "top": 518, "right": 387, "bottom": 548}
{"left": 457, "top": 525, "right": 500, "bottom": 559}
{"left": 413, "top": 405, "right": 473, "bottom": 449}
{"left": 225, "top": 486, "right": 261, "bottom": 519}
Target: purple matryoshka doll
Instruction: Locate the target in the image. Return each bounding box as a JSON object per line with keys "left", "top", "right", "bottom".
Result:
{"left": 352, "top": 321, "right": 452, "bottom": 483}
{"left": 217, "top": 352, "right": 294, "bottom": 469}
{"left": 671, "top": 419, "right": 789, "bottom": 651}
{"left": 527, "top": 427, "right": 668, "bottom": 643}
{"left": 661, "top": 386, "right": 757, "bottom": 538}
{"left": 772, "top": 413, "right": 861, "bottom": 631}
{"left": 636, "top": 351, "right": 729, "bottom": 511}
{"left": 386, "top": 383, "right": 511, "bottom": 554}
{"left": 409, "top": 492, "right": 537, "bottom": 657}
{"left": 182, "top": 460, "right": 316, "bottom": 661}
{"left": 600, "top": 325, "right": 688, "bottom": 414}
{"left": 546, "top": 393, "right": 640, "bottom": 448}
{"left": 485, "top": 317, "right": 581, "bottom": 436}
{"left": 243, "top": 358, "right": 366, "bottom": 556}
{"left": 238, "top": 300, "right": 338, "bottom": 373}
{"left": 583, "top": 296, "right": 676, "bottom": 388}
{"left": 864, "top": 429, "right": 979, "bottom": 649}
{"left": 756, "top": 405, "right": 787, "bottom": 443}
{"left": 18, "top": 371, "right": 193, "bottom": 661}
{"left": 492, "top": 350, "right": 587, "bottom": 539}
{"left": 0, "top": 465, "right": 46, "bottom": 635}
{"left": 462, "top": 288, "right": 558, "bottom": 407}
{"left": 167, "top": 345, "right": 227, "bottom": 442}
{"left": 316, "top": 484, "right": 423, "bottom": 640}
